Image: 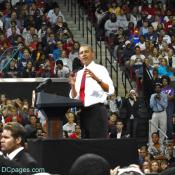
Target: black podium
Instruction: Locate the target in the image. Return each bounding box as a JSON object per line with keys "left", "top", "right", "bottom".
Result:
{"left": 36, "top": 91, "right": 82, "bottom": 139}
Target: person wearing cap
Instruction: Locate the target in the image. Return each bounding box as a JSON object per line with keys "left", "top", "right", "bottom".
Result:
{"left": 122, "top": 89, "right": 140, "bottom": 138}
{"left": 122, "top": 40, "right": 134, "bottom": 69}
{"left": 149, "top": 83, "right": 168, "bottom": 145}
{"left": 125, "top": 40, "right": 131, "bottom": 46}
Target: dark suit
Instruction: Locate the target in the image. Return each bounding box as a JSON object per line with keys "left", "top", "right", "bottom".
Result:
{"left": 12, "top": 149, "right": 38, "bottom": 169}
{"left": 123, "top": 97, "right": 140, "bottom": 137}
{"left": 0, "top": 155, "right": 20, "bottom": 167}
{"left": 109, "top": 130, "right": 127, "bottom": 139}
{"left": 0, "top": 155, "right": 27, "bottom": 175}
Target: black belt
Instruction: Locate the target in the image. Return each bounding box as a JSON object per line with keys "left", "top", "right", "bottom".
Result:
{"left": 153, "top": 110, "right": 164, "bottom": 113}
{"left": 82, "top": 103, "right": 104, "bottom": 109}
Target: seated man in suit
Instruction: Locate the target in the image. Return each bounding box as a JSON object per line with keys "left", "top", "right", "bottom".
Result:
{"left": 109, "top": 120, "right": 127, "bottom": 139}
{"left": 0, "top": 122, "right": 38, "bottom": 169}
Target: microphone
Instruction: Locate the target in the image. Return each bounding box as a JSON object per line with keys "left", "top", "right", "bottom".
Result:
{"left": 35, "top": 78, "right": 52, "bottom": 92}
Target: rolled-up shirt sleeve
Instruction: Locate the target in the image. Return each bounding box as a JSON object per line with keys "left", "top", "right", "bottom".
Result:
{"left": 69, "top": 61, "right": 115, "bottom": 106}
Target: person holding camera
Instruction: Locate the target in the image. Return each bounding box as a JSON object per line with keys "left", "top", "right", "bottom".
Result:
{"left": 130, "top": 46, "right": 145, "bottom": 79}
{"left": 149, "top": 83, "right": 168, "bottom": 145}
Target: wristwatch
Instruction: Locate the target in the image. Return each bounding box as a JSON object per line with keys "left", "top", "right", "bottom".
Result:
{"left": 97, "top": 79, "right": 103, "bottom": 84}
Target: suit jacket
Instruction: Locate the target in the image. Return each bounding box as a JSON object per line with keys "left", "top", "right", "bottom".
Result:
{"left": 110, "top": 130, "right": 127, "bottom": 139}
{"left": 123, "top": 98, "right": 140, "bottom": 118}
{"left": 13, "top": 149, "right": 38, "bottom": 169}
{"left": 0, "top": 155, "right": 20, "bottom": 167}
{"left": 0, "top": 155, "right": 27, "bottom": 175}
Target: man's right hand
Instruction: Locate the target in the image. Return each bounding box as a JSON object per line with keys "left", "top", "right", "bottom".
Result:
{"left": 155, "top": 94, "right": 161, "bottom": 100}
{"left": 69, "top": 72, "right": 76, "bottom": 86}
{"left": 69, "top": 72, "right": 77, "bottom": 98}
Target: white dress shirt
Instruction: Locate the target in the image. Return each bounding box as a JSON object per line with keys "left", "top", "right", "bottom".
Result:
{"left": 70, "top": 61, "right": 114, "bottom": 107}
{"left": 7, "top": 147, "right": 24, "bottom": 160}
{"left": 117, "top": 132, "right": 122, "bottom": 139}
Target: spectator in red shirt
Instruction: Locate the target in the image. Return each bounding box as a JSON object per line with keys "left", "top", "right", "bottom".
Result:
{"left": 5, "top": 106, "right": 23, "bottom": 124}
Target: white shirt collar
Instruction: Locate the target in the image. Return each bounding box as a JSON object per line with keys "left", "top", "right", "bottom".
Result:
{"left": 0, "top": 151, "right": 3, "bottom": 156}
{"left": 117, "top": 132, "right": 122, "bottom": 139}
{"left": 84, "top": 61, "right": 95, "bottom": 69}
{"left": 7, "top": 147, "right": 24, "bottom": 160}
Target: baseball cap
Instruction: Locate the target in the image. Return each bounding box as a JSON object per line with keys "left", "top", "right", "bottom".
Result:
{"left": 125, "top": 40, "right": 131, "bottom": 45}
{"left": 129, "top": 89, "right": 136, "bottom": 94}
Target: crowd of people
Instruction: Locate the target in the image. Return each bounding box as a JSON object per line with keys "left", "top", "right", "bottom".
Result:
{"left": 90, "top": 0, "right": 175, "bottom": 90}
{"left": 78, "top": 0, "right": 175, "bottom": 174}
{"left": 0, "top": 0, "right": 175, "bottom": 174}
{"left": 0, "top": 0, "right": 84, "bottom": 78}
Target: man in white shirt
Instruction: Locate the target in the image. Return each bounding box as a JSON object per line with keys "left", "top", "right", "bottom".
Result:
{"left": 69, "top": 45, "right": 114, "bottom": 138}
{"left": 0, "top": 122, "right": 38, "bottom": 170}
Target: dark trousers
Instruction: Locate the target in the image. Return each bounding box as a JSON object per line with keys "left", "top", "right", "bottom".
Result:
{"left": 126, "top": 118, "right": 138, "bottom": 138}
{"left": 166, "top": 105, "right": 174, "bottom": 139}
{"left": 80, "top": 103, "right": 108, "bottom": 139}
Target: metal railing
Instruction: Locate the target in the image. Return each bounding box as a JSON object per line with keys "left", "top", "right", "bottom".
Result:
{"left": 86, "top": 17, "right": 93, "bottom": 46}
{"left": 142, "top": 64, "right": 155, "bottom": 109}
{"left": 78, "top": 4, "right": 85, "bottom": 37}
{"left": 64, "top": 0, "right": 133, "bottom": 96}
{"left": 122, "top": 71, "right": 133, "bottom": 95}
{"left": 0, "top": 46, "right": 19, "bottom": 72}
{"left": 64, "top": 0, "right": 77, "bottom": 24}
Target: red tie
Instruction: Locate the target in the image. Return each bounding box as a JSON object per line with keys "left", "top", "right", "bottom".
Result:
{"left": 79, "top": 70, "right": 86, "bottom": 104}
